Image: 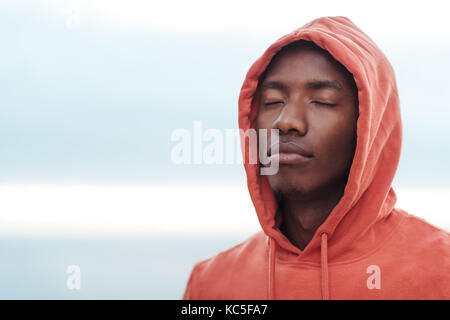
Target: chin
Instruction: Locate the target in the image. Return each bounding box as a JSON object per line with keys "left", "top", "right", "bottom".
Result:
{"left": 268, "top": 174, "right": 313, "bottom": 200}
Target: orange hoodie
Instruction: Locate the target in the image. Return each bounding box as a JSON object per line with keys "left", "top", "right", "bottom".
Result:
{"left": 182, "top": 16, "right": 450, "bottom": 300}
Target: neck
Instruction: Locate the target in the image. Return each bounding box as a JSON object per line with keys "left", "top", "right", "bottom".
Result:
{"left": 278, "top": 180, "right": 347, "bottom": 250}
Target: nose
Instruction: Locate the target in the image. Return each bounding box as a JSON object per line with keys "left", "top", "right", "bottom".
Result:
{"left": 272, "top": 99, "right": 308, "bottom": 135}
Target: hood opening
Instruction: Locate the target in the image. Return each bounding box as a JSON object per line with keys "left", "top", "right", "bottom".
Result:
{"left": 255, "top": 39, "right": 360, "bottom": 252}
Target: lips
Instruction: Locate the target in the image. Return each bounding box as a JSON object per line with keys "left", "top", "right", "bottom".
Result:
{"left": 268, "top": 141, "right": 313, "bottom": 158}
{"left": 266, "top": 141, "right": 313, "bottom": 165}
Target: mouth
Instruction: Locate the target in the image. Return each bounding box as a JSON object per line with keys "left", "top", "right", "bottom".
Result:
{"left": 268, "top": 141, "right": 314, "bottom": 165}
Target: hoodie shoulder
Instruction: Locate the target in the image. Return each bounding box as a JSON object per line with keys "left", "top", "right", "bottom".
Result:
{"left": 385, "top": 208, "right": 450, "bottom": 298}
{"left": 182, "top": 231, "right": 268, "bottom": 299}
{"left": 397, "top": 208, "right": 449, "bottom": 245}
{"left": 391, "top": 208, "right": 449, "bottom": 258}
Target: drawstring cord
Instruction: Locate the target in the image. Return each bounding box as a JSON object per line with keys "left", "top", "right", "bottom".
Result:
{"left": 268, "top": 237, "right": 276, "bottom": 299}
{"left": 268, "top": 232, "right": 330, "bottom": 300}
{"left": 320, "top": 232, "right": 330, "bottom": 300}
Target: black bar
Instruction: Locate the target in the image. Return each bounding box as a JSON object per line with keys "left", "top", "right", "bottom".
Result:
{"left": 0, "top": 300, "right": 445, "bottom": 318}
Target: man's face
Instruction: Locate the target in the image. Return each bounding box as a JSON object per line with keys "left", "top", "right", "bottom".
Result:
{"left": 255, "top": 46, "right": 359, "bottom": 200}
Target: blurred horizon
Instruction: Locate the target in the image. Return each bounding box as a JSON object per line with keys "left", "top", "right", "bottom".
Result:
{"left": 0, "top": 184, "right": 448, "bottom": 237}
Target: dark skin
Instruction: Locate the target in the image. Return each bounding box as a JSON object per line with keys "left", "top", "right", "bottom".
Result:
{"left": 255, "top": 42, "right": 359, "bottom": 250}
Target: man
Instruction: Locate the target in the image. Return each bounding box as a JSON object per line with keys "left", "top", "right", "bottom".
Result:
{"left": 183, "top": 16, "right": 449, "bottom": 299}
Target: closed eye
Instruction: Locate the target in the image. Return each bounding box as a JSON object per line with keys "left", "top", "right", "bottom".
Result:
{"left": 311, "top": 100, "right": 337, "bottom": 107}
{"left": 263, "top": 101, "right": 283, "bottom": 106}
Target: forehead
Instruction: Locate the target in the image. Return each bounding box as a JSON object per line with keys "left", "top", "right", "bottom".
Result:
{"left": 261, "top": 47, "right": 353, "bottom": 87}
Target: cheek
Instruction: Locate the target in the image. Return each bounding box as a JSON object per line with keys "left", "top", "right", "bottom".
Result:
{"left": 255, "top": 115, "right": 263, "bottom": 130}
{"left": 255, "top": 110, "right": 279, "bottom": 147}
{"left": 255, "top": 108, "right": 275, "bottom": 129}
{"left": 313, "top": 113, "right": 357, "bottom": 171}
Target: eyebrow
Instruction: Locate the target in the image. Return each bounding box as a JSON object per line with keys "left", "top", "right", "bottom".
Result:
{"left": 261, "top": 80, "right": 343, "bottom": 92}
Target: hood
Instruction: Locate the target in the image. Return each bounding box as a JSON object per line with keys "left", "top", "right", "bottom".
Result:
{"left": 238, "top": 16, "right": 402, "bottom": 265}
